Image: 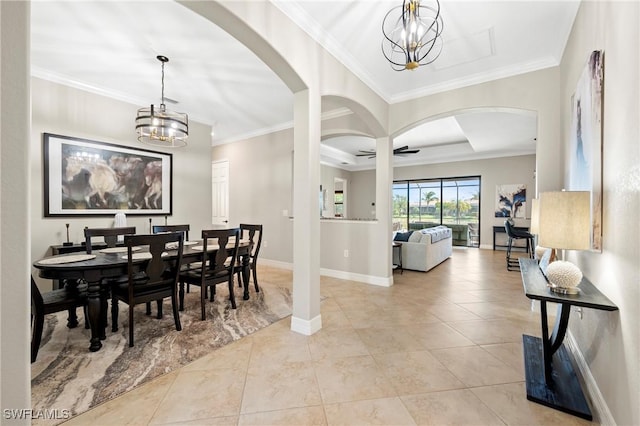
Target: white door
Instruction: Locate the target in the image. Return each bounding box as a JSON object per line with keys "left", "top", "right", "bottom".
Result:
{"left": 211, "top": 160, "right": 229, "bottom": 225}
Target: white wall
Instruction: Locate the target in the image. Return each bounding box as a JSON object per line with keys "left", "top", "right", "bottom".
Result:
{"left": 559, "top": 2, "right": 639, "bottom": 424}
{"left": 212, "top": 128, "right": 294, "bottom": 265}
{"left": 31, "top": 78, "right": 214, "bottom": 290}
{"left": 389, "top": 68, "right": 562, "bottom": 194}
{"left": 1, "top": 0, "right": 31, "bottom": 418}
{"left": 394, "top": 155, "right": 536, "bottom": 249}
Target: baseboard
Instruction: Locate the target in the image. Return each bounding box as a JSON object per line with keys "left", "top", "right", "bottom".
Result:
{"left": 261, "top": 258, "right": 392, "bottom": 287}
{"left": 320, "top": 268, "right": 393, "bottom": 287}
{"left": 290, "top": 314, "right": 322, "bottom": 335}
{"left": 565, "top": 331, "right": 616, "bottom": 425}
{"left": 260, "top": 258, "right": 293, "bottom": 270}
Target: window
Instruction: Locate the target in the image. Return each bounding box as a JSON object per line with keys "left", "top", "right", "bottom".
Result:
{"left": 334, "top": 190, "right": 344, "bottom": 217}
{"left": 393, "top": 176, "right": 481, "bottom": 247}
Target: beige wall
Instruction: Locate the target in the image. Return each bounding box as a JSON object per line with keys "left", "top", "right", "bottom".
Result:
{"left": 559, "top": 2, "right": 639, "bottom": 424}
{"left": 394, "top": 155, "right": 536, "bottom": 249}
{"left": 30, "top": 78, "right": 214, "bottom": 290}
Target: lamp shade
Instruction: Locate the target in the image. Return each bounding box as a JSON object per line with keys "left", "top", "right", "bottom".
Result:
{"left": 530, "top": 198, "right": 539, "bottom": 234}
{"left": 537, "top": 191, "right": 590, "bottom": 250}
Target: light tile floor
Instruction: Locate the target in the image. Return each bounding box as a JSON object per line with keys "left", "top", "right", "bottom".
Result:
{"left": 64, "top": 248, "right": 594, "bottom": 425}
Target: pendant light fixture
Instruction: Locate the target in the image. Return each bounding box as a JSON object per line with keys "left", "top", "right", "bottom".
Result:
{"left": 136, "top": 55, "right": 188, "bottom": 147}
{"left": 382, "top": 0, "right": 444, "bottom": 71}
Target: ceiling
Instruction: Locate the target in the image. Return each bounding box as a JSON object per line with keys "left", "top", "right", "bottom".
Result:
{"left": 30, "top": 1, "right": 580, "bottom": 171}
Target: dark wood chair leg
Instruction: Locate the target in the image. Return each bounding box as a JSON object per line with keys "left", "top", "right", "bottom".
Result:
{"left": 156, "top": 299, "right": 163, "bottom": 319}
{"left": 251, "top": 263, "right": 260, "bottom": 292}
{"left": 228, "top": 278, "right": 237, "bottom": 309}
{"left": 145, "top": 302, "right": 152, "bottom": 316}
{"left": 171, "top": 293, "right": 182, "bottom": 331}
{"left": 111, "top": 298, "right": 119, "bottom": 332}
{"left": 178, "top": 282, "right": 185, "bottom": 311}
{"left": 31, "top": 312, "right": 45, "bottom": 363}
{"left": 200, "top": 286, "right": 207, "bottom": 321}
{"left": 128, "top": 305, "right": 134, "bottom": 347}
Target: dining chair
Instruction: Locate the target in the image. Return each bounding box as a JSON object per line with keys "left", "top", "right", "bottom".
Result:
{"left": 111, "top": 232, "right": 184, "bottom": 347}
{"left": 153, "top": 224, "right": 196, "bottom": 294}
{"left": 234, "top": 224, "right": 263, "bottom": 293}
{"left": 504, "top": 219, "right": 534, "bottom": 271}
{"left": 179, "top": 228, "right": 240, "bottom": 320}
{"left": 84, "top": 226, "right": 136, "bottom": 254}
{"left": 152, "top": 224, "right": 190, "bottom": 241}
{"left": 84, "top": 226, "right": 137, "bottom": 331}
{"left": 31, "top": 276, "right": 88, "bottom": 363}
{"left": 467, "top": 222, "right": 479, "bottom": 247}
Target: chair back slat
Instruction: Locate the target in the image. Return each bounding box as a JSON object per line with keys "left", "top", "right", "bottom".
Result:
{"left": 124, "top": 233, "right": 184, "bottom": 293}
{"left": 239, "top": 224, "right": 263, "bottom": 260}
{"left": 152, "top": 224, "right": 190, "bottom": 242}
{"left": 201, "top": 228, "right": 240, "bottom": 277}
{"left": 84, "top": 226, "right": 136, "bottom": 254}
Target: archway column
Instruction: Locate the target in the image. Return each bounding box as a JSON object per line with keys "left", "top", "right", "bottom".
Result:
{"left": 1, "top": 0, "right": 31, "bottom": 417}
{"left": 375, "top": 136, "right": 394, "bottom": 281}
{"left": 290, "top": 88, "right": 322, "bottom": 335}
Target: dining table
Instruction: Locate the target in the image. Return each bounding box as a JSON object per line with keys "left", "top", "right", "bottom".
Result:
{"left": 33, "top": 239, "right": 251, "bottom": 352}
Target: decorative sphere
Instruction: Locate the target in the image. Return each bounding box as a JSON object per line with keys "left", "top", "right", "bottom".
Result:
{"left": 546, "top": 261, "right": 583, "bottom": 288}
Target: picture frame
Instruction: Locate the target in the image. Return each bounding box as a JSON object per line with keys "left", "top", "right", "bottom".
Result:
{"left": 43, "top": 133, "right": 172, "bottom": 217}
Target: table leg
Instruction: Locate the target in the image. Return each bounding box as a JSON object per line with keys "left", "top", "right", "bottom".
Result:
{"left": 83, "top": 270, "right": 106, "bottom": 352}
{"left": 86, "top": 280, "right": 102, "bottom": 352}
{"left": 522, "top": 300, "right": 591, "bottom": 419}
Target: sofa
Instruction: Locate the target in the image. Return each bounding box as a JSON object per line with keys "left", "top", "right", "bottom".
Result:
{"left": 393, "top": 226, "right": 453, "bottom": 272}
{"left": 409, "top": 222, "right": 469, "bottom": 246}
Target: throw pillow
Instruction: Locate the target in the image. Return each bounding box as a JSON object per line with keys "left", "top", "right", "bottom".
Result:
{"left": 408, "top": 231, "right": 422, "bottom": 243}
{"left": 393, "top": 231, "right": 413, "bottom": 242}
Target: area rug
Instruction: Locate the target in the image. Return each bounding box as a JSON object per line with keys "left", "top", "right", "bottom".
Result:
{"left": 31, "top": 279, "right": 292, "bottom": 423}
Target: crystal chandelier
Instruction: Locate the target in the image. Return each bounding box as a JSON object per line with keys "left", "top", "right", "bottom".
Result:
{"left": 135, "top": 55, "right": 188, "bottom": 147}
{"left": 382, "top": 0, "right": 444, "bottom": 71}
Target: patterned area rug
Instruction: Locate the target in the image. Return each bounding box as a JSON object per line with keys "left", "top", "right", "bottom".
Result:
{"left": 31, "top": 279, "right": 292, "bottom": 424}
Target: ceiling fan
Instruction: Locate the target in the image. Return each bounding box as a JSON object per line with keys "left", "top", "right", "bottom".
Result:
{"left": 356, "top": 145, "right": 420, "bottom": 159}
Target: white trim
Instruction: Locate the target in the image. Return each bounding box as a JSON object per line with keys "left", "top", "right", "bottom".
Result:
{"left": 290, "top": 314, "right": 322, "bottom": 336}
{"left": 259, "top": 258, "right": 293, "bottom": 270}
{"left": 565, "top": 331, "right": 615, "bottom": 425}
{"left": 261, "top": 258, "right": 393, "bottom": 287}
{"left": 320, "top": 268, "right": 393, "bottom": 287}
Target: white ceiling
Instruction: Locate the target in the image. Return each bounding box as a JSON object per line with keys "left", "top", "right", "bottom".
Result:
{"left": 30, "top": 0, "right": 580, "bottom": 170}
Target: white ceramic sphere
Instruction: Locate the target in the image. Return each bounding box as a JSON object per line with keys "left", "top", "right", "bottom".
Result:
{"left": 546, "top": 260, "right": 583, "bottom": 288}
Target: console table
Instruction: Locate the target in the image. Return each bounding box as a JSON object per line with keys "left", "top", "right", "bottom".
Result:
{"left": 493, "top": 225, "right": 529, "bottom": 251}
{"left": 519, "top": 258, "right": 618, "bottom": 420}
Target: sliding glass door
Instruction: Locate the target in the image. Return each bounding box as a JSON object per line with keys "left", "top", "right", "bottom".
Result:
{"left": 393, "top": 176, "right": 481, "bottom": 247}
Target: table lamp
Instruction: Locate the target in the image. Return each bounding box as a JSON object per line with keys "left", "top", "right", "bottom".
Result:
{"left": 530, "top": 198, "right": 554, "bottom": 262}
{"left": 537, "top": 191, "right": 591, "bottom": 294}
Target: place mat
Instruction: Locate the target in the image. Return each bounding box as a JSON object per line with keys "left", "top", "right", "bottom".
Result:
{"left": 165, "top": 241, "right": 199, "bottom": 250}
{"left": 120, "top": 252, "right": 168, "bottom": 260}
{"left": 38, "top": 254, "right": 97, "bottom": 265}
{"left": 191, "top": 245, "right": 220, "bottom": 252}
{"left": 100, "top": 246, "right": 140, "bottom": 254}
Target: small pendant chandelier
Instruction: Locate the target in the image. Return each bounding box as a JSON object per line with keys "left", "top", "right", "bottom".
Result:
{"left": 136, "top": 55, "right": 188, "bottom": 147}
{"left": 382, "top": 0, "right": 444, "bottom": 71}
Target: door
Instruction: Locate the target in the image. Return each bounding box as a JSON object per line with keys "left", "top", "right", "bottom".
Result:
{"left": 211, "top": 160, "right": 229, "bottom": 225}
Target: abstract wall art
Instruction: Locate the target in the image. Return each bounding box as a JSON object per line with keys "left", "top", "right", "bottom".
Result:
{"left": 44, "top": 133, "right": 172, "bottom": 216}
{"left": 568, "top": 50, "right": 603, "bottom": 251}
{"left": 495, "top": 184, "right": 526, "bottom": 218}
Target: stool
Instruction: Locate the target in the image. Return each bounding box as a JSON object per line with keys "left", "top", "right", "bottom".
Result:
{"left": 504, "top": 219, "right": 534, "bottom": 271}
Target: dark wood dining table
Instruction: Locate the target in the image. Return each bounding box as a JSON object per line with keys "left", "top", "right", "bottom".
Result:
{"left": 33, "top": 240, "right": 251, "bottom": 352}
